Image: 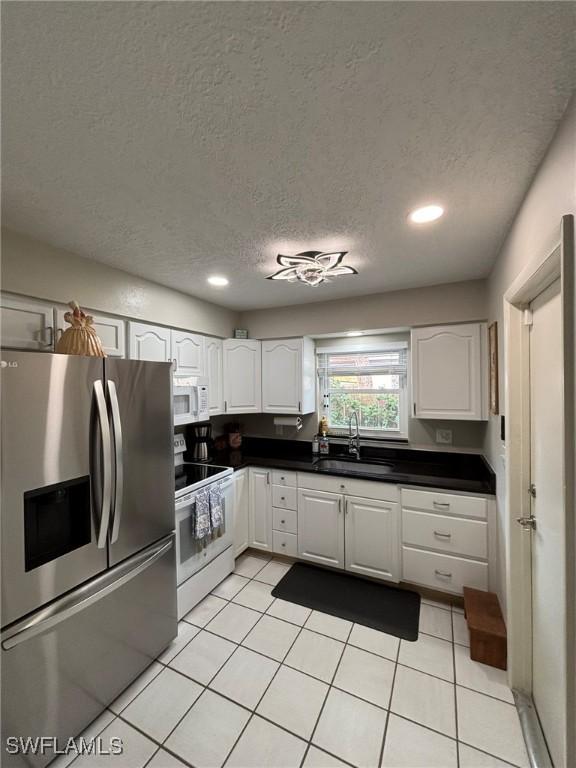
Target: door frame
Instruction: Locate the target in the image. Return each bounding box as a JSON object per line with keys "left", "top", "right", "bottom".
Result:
{"left": 503, "top": 214, "right": 575, "bottom": 765}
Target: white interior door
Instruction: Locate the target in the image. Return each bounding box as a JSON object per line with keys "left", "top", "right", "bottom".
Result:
{"left": 529, "top": 277, "right": 566, "bottom": 767}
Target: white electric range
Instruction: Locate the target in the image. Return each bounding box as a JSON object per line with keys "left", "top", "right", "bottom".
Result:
{"left": 174, "top": 434, "right": 235, "bottom": 618}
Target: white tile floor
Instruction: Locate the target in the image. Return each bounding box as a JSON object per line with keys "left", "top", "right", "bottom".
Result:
{"left": 63, "top": 552, "right": 529, "bottom": 768}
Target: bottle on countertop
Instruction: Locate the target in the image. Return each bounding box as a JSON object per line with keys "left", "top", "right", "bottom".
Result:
{"left": 312, "top": 434, "right": 320, "bottom": 455}
{"left": 319, "top": 431, "right": 330, "bottom": 455}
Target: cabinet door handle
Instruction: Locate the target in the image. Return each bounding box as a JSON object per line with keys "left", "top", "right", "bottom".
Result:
{"left": 224, "top": 401, "right": 228, "bottom": 413}
{"left": 298, "top": 401, "right": 301, "bottom": 412}
{"left": 345, "top": 498, "right": 349, "bottom": 515}
{"left": 433, "top": 501, "right": 450, "bottom": 510}
{"left": 433, "top": 531, "right": 452, "bottom": 539}
{"left": 281, "top": 496, "right": 285, "bottom": 501}
{"left": 338, "top": 497, "right": 342, "bottom": 515}
{"left": 266, "top": 472, "right": 270, "bottom": 485}
{"left": 281, "top": 519, "right": 285, "bottom": 524}
{"left": 434, "top": 569, "right": 452, "bottom": 579}
{"left": 413, "top": 402, "right": 416, "bottom": 416}
{"left": 281, "top": 542, "right": 286, "bottom": 547}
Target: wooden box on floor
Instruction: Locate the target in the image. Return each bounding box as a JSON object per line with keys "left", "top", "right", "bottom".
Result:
{"left": 463, "top": 586, "right": 507, "bottom": 670}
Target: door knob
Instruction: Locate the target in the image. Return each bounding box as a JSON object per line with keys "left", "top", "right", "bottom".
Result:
{"left": 516, "top": 516, "right": 536, "bottom": 530}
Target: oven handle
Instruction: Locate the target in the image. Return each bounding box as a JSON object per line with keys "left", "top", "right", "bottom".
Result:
{"left": 1, "top": 536, "right": 174, "bottom": 651}
{"left": 107, "top": 380, "right": 124, "bottom": 544}
{"left": 92, "top": 380, "right": 113, "bottom": 549}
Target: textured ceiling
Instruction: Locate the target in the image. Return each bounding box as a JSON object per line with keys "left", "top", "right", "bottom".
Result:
{"left": 2, "top": 2, "right": 575, "bottom": 310}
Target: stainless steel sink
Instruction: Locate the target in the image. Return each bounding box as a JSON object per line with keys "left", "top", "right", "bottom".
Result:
{"left": 314, "top": 458, "right": 395, "bottom": 476}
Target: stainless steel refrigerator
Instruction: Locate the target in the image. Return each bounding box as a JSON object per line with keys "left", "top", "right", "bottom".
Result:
{"left": 1, "top": 352, "right": 177, "bottom": 768}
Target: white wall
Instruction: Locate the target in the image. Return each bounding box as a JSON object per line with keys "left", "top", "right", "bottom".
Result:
{"left": 239, "top": 279, "right": 488, "bottom": 338}
{"left": 1, "top": 228, "right": 239, "bottom": 337}
{"left": 485, "top": 96, "right": 576, "bottom": 613}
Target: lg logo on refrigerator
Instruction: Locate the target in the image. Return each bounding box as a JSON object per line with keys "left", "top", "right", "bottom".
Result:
{"left": 0, "top": 361, "right": 18, "bottom": 368}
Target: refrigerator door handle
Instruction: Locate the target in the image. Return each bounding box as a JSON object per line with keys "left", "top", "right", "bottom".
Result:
{"left": 1, "top": 535, "right": 174, "bottom": 651}
{"left": 92, "top": 379, "right": 113, "bottom": 549}
{"left": 107, "top": 380, "right": 124, "bottom": 544}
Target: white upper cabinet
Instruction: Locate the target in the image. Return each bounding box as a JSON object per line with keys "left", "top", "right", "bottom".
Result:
{"left": 129, "top": 322, "right": 171, "bottom": 362}
{"left": 1, "top": 294, "right": 55, "bottom": 351}
{"left": 206, "top": 337, "right": 224, "bottom": 416}
{"left": 171, "top": 330, "right": 205, "bottom": 376}
{"left": 411, "top": 323, "right": 487, "bottom": 420}
{"left": 345, "top": 496, "right": 400, "bottom": 582}
{"left": 261, "top": 337, "right": 316, "bottom": 414}
{"left": 223, "top": 339, "right": 262, "bottom": 414}
{"left": 56, "top": 309, "right": 125, "bottom": 357}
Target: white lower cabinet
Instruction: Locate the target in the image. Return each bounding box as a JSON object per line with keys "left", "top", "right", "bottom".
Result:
{"left": 402, "top": 546, "right": 488, "bottom": 594}
{"left": 400, "top": 487, "right": 493, "bottom": 594}
{"left": 345, "top": 496, "right": 400, "bottom": 582}
{"left": 297, "top": 488, "right": 344, "bottom": 569}
{"left": 233, "top": 469, "right": 249, "bottom": 557}
{"left": 249, "top": 467, "right": 273, "bottom": 552}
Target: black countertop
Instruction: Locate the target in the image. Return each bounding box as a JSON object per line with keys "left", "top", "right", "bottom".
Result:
{"left": 210, "top": 437, "right": 496, "bottom": 495}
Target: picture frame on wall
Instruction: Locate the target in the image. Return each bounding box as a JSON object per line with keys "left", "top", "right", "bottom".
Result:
{"left": 489, "top": 321, "right": 499, "bottom": 415}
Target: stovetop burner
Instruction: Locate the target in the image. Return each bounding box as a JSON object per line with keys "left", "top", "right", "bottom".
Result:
{"left": 174, "top": 463, "right": 230, "bottom": 493}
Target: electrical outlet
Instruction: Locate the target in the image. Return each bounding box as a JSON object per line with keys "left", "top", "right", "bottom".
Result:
{"left": 436, "top": 429, "right": 453, "bottom": 445}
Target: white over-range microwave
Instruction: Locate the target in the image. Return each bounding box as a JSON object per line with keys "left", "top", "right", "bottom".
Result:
{"left": 173, "top": 376, "right": 209, "bottom": 425}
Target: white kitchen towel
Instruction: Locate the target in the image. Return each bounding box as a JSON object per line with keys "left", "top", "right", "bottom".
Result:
{"left": 194, "top": 489, "right": 211, "bottom": 540}
{"left": 209, "top": 483, "right": 224, "bottom": 530}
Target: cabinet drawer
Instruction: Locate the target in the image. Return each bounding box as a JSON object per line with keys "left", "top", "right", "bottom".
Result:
{"left": 272, "top": 470, "right": 297, "bottom": 487}
{"left": 272, "top": 485, "right": 297, "bottom": 510}
{"left": 402, "top": 510, "right": 487, "bottom": 559}
{"left": 401, "top": 488, "right": 487, "bottom": 519}
{"left": 273, "top": 508, "right": 297, "bottom": 534}
{"left": 402, "top": 546, "right": 488, "bottom": 595}
{"left": 298, "top": 473, "right": 399, "bottom": 503}
{"left": 273, "top": 531, "right": 298, "bottom": 557}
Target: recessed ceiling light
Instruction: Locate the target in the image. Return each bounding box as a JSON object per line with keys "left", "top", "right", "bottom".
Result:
{"left": 408, "top": 205, "right": 444, "bottom": 224}
{"left": 207, "top": 276, "right": 229, "bottom": 287}
{"left": 346, "top": 331, "right": 363, "bottom": 337}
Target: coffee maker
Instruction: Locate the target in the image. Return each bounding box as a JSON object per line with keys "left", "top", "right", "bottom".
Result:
{"left": 189, "top": 423, "right": 212, "bottom": 462}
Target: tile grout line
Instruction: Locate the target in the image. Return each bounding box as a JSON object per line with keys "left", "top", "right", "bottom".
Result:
{"left": 103, "top": 556, "right": 519, "bottom": 768}
{"left": 220, "top": 608, "right": 307, "bottom": 767}
{"left": 303, "top": 619, "right": 354, "bottom": 765}
{"left": 452, "top": 612, "right": 460, "bottom": 768}
{"left": 378, "top": 634, "right": 402, "bottom": 767}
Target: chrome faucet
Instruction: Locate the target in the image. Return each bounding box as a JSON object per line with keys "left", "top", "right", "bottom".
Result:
{"left": 348, "top": 411, "right": 361, "bottom": 459}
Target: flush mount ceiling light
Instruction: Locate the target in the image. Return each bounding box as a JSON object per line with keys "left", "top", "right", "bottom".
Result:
{"left": 267, "top": 251, "right": 358, "bottom": 287}
{"left": 408, "top": 204, "right": 444, "bottom": 224}
{"left": 207, "top": 275, "right": 229, "bottom": 287}
{"left": 346, "top": 331, "right": 363, "bottom": 337}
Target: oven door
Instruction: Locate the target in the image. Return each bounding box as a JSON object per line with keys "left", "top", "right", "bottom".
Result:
{"left": 175, "top": 476, "right": 234, "bottom": 586}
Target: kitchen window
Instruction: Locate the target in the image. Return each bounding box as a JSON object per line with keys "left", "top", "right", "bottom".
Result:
{"left": 317, "top": 342, "right": 409, "bottom": 439}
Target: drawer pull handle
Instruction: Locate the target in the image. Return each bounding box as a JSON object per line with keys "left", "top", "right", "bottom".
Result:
{"left": 434, "top": 569, "right": 452, "bottom": 579}
{"left": 281, "top": 496, "right": 285, "bottom": 501}
{"left": 434, "top": 531, "right": 452, "bottom": 539}
{"left": 281, "top": 476, "right": 285, "bottom": 480}
{"left": 281, "top": 519, "right": 285, "bottom": 524}
{"left": 433, "top": 501, "right": 450, "bottom": 510}
{"left": 281, "top": 542, "right": 286, "bottom": 547}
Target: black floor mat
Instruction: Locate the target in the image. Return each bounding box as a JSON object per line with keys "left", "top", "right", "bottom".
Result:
{"left": 272, "top": 562, "right": 420, "bottom": 641}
